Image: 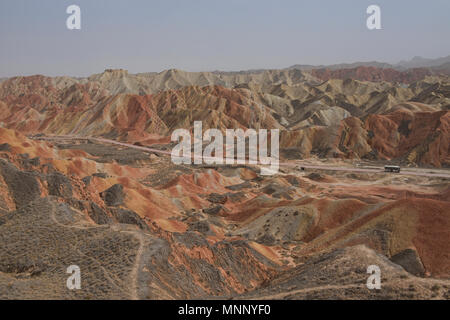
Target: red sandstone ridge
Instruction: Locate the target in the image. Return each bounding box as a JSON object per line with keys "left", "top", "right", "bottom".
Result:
{"left": 0, "top": 72, "right": 449, "bottom": 167}
{"left": 311, "top": 66, "right": 434, "bottom": 84}
{"left": 365, "top": 110, "right": 450, "bottom": 167}
{"left": 0, "top": 120, "right": 449, "bottom": 299}
{"left": 0, "top": 63, "right": 449, "bottom": 298}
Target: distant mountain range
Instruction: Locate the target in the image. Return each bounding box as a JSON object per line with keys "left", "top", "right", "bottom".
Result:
{"left": 396, "top": 55, "right": 450, "bottom": 69}
{"left": 288, "top": 61, "right": 393, "bottom": 71}
{"left": 2, "top": 55, "right": 450, "bottom": 82}
{"left": 289, "top": 55, "right": 450, "bottom": 71}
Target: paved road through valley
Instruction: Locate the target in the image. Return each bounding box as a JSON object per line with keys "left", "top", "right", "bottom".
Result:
{"left": 34, "top": 135, "right": 450, "bottom": 179}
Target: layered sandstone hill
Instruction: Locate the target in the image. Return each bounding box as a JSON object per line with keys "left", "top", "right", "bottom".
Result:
{"left": 86, "top": 68, "right": 319, "bottom": 95}
{"left": 0, "top": 127, "right": 448, "bottom": 299}
{"left": 0, "top": 66, "right": 449, "bottom": 300}
{"left": 0, "top": 128, "right": 279, "bottom": 299}
{"left": 0, "top": 72, "right": 448, "bottom": 167}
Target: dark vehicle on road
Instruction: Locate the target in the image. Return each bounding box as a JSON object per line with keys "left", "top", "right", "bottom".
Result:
{"left": 384, "top": 165, "right": 401, "bottom": 173}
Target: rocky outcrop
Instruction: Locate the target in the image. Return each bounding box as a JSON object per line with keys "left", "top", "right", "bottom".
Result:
{"left": 100, "top": 184, "right": 125, "bottom": 207}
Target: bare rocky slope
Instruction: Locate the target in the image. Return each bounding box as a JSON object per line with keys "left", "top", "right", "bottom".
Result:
{"left": 0, "top": 67, "right": 449, "bottom": 299}
{"left": 0, "top": 71, "right": 449, "bottom": 167}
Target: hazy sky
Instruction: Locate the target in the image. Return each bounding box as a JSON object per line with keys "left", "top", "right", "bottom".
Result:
{"left": 1, "top": 0, "right": 450, "bottom": 77}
